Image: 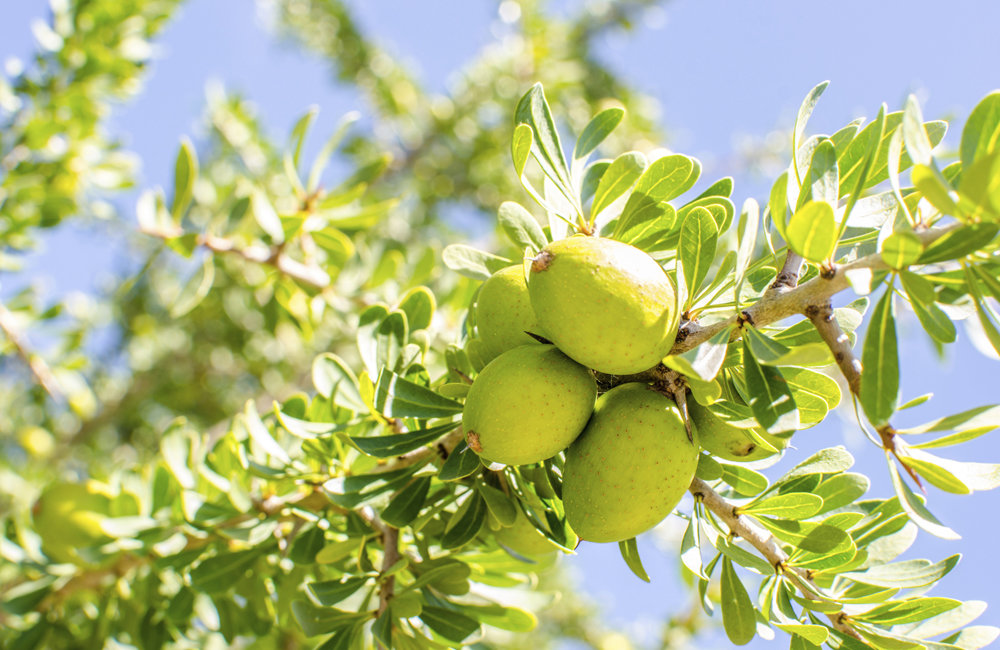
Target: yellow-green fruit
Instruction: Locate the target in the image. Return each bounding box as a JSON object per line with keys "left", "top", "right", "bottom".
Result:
{"left": 476, "top": 265, "right": 543, "bottom": 362}
{"left": 563, "top": 383, "right": 698, "bottom": 543}
{"left": 527, "top": 237, "right": 677, "bottom": 375}
{"left": 32, "top": 480, "right": 113, "bottom": 564}
{"left": 689, "top": 401, "right": 789, "bottom": 462}
{"left": 463, "top": 345, "right": 597, "bottom": 466}
{"left": 495, "top": 510, "right": 560, "bottom": 557}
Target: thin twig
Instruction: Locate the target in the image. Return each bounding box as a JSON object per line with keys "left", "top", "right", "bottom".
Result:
{"left": 805, "top": 301, "right": 862, "bottom": 395}
{"left": 671, "top": 222, "right": 962, "bottom": 356}
{"left": 141, "top": 228, "right": 330, "bottom": 288}
{"left": 689, "top": 478, "right": 863, "bottom": 640}
{"left": 0, "top": 302, "right": 64, "bottom": 401}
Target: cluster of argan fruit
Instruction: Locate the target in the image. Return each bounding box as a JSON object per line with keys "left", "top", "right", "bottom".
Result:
{"left": 463, "top": 236, "right": 785, "bottom": 548}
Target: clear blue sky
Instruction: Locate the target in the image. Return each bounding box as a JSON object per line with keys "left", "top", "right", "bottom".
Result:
{"left": 4, "top": 1, "right": 1000, "bottom": 647}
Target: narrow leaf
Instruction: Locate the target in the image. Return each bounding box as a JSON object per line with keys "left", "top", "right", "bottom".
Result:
{"left": 618, "top": 538, "right": 650, "bottom": 583}
{"left": 860, "top": 288, "right": 899, "bottom": 426}
{"left": 786, "top": 200, "right": 837, "bottom": 263}
{"left": 742, "top": 339, "right": 799, "bottom": 435}
{"left": 679, "top": 206, "right": 719, "bottom": 305}
{"left": 575, "top": 106, "right": 625, "bottom": 160}
{"left": 720, "top": 557, "right": 756, "bottom": 645}
{"left": 498, "top": 201, "right": 547, "bottom": 252}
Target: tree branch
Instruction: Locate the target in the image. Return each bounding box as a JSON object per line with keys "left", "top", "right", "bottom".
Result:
{"left": 689, "top": 478, "right": 863, "bottom": 641}
{"left": 769, "top": 251, "right": 804, "bottom": 291}
{"left": 141, "top": 227, "right": 331, "bottom": 289}
{"left": 805, "top": 301, "right": 862, "bottom": 395}
{"left": 670, "top": 222, "right": 961, "bottom": 356}
{"left": 0, "top": 302, "right": 65, "bottom": 401}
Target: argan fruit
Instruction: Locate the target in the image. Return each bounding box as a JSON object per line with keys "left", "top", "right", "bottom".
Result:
{"left": 563, "top": 383, "right": 698, "bottom": 543}
{"left": 476, "top": 265, "right": 543, "bottom": 362}
{"left": 527, "top": 236, "right": 677, "bottom": 375}
{"left": 495, "top": 510, "right": 560, "bottom": 557}
{"left": 689, "top": 401, "right": 789, "bottom": 462}
{"left": 32, "top": 480, "right": 113, "bottom": 564}
{"left": 463, "top": 345, "right": 597, "bottom": 466}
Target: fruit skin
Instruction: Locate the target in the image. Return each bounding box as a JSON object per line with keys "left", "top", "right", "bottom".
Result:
{"left": 495, "top": 510, "right": 560, "bottom": 557}
{"left": 32, "top": 480, "right": 113, "bottom": 564}
{"left": 563, "top": 383, "right": 698, "bottom": 543}
{"left": 462, "top": 344, "right": 597, "bottom": 466}
{"left": 476, "top": 265, "right": 543, "bottom": 363}
{"left": 527, "top": 236, "right": 677, "bottom": 375}
{"left": 689, "top": 401, "right": 789, "bottom": 462}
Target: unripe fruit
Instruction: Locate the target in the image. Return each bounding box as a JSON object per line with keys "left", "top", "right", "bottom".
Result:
{"left": 527, "top": 237, "right": 678, "bottom": 375}
{"left": 689, "top": 401, "right": 789, "bottom": 462}
{"left": 476, "top": 265, "right": 543, "bottom": 363}
{"left": 563, "top": 383, "right": 698, "bottom": 543}
{"left": 463, "top": 345, "right": 597, "bottom": 466}
{"left": 495, "top": 510, "right": 560, "bottom": 557}
{"left": 32, "top": 480, "right": 113, "bottom": 564}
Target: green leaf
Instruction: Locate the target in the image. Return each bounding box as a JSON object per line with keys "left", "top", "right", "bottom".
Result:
{"left": 918, "top": 223, "right": 999, "bottom": 264}
{"left": 757, "top": 518, "right": 853, "bottom": 555}
{"left": 442, "top": 244, "right": 512, "bottom": 281}
{"left": 897, "top": 600, "right": 987, "bottom": 639}
{"left": 888, "top": 460, "right": 960, "bottom": 540}
{"left": 860, "top": 287, "right": 899, "bottom": 427}
{"left": 442, "top": 491, "right": 487, "bottom": 549}
{"left": 306, "top": 577, "right": 370, "bottom": 607}
{"left": 306, "top": 111, "right": 360, "bottom": 193}
{"left": 912, "top": 164, "right": 960, "bottom": 216}
{"left": 814, "top": 473, "right": 870, "bottom": 514}
{"left": 462, "top": 603, "right": 537, "bottom": 633}
{"left": 881, "top": 231, "right": 923, "bottom": 269}
{"left": 793, "top": 82, "right": 830, "bottom": 175}
{"left": 679, "top": 206, "right": 719, "bottom": 305}
{"left": 438, "top": 443, "right": 483, "bottom": 481}
{"left": 779, "top": 447, "right": 855, "bottom": 485}
{"left": 842, "top": 553, "right": 961, "bottom": 589}
{"left": 581, "top": 160, "right": 610, "bottom": 204}
{"left": 373, "top": 370, "right": 463, "bottom": 419}
{"left": 741, "top": 493, "right": 823, "bottom": 519}
{"left": 190, "top": 549, "right": 260, "bottom": 594}
{"left": 397, "top": 287, "right": 436, "bottom": 332}
{"left": 720, "top": 557, "right": 756, "bottom": 645}
{"left": 720, "top": 463, "right": 769, "bottom": 497}
{"left": 900, "top": 273, "right": 956, "bottom": 344}
{"left": 778, "top": 626, "right": 828, "bottom": 646}
{"left": 663, "top": 326, "right": 731, "bottom": 381}
{"left": 498, "top": 201, "right": 547, "bottom": 253}
{"left": 858, "top": 597, "right": 961, "bottom": 626}
{"left": 419, "top": 606, "right": 480, "bottom": 643}
{"left": 680, "top": 517, "right": 706, "bottom": 579}
{"left": 625, "top": 153, "right": 699, "bottom": 206}
{"left": 292, "top": 600, "right": 370, "bottom": 638}
{"left": 942, "top": 626, "right": 1000, "bottom": 650}
{"left": 901, "top": 457, "right": 971, "bottom": 495}
{"left": 715, "top": 537, "right": 773, "bottom": 575}
{"left": 742, "top": 327, "right": 829, "bottom": 367}
{"left": 375, "top": 311, "right": 407, "bottom": 371}
{"left": 734, "top": 198, "right": 759, "bottom": 301}
{"left": 512, "top": 123, "right": 533, "bottom": 178}
{"left": 171, "top": 255, "right": 214, "bottom": 318}
{"left": 798, "top": 138, "right": 839, "bottom": 209}
{"left": 243, "top": 400, "right": 291, "bottom": 465}
{"left": 514, "top": 84, "right": 573, "bottom": 198}
{"left": 902, "top": 95, "right": 933, "bottom": 166}
{"left": 251, "top": 189, "right": 284, "bottom": 243}
{"left": 742, "top": 339, "right": 799, "bottom": 435}
{"left": 618, "top": 537, "right": 650, "bottom": 583}
{"left": 478, "top": 484, "right": 517, "bottom": 526}
{"left": 575, "top": 106, "right": 625, "bottom": 160}
{"left": 899, "top": 403, "right": 1000, "bottom": 435}
{"left": 381, "top": 476, "right": 432, "bottom": 527}
{"left": 171, "top": 137, "right": 197, "bottom": 218}
{"left": 786, "top": 200, "right": 837, "bottom": 263}
{"left": 591, "top": 151, "right": 646, "bottom": 221}
{"left": 768, "top": 171, "right": 790, "bottom": 239}
{"left": 312, "top": 353, "right": 367, "bottom": 412}
{"left": 960, "top": 91, "right": 1000, "bottom": 168}
{"left": 907, "top": 448, "right": 1000, "bottom": 491}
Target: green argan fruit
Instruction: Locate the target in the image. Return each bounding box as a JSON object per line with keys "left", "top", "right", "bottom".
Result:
{"left": 689, "top": 401, "right": 790, "bottom": 462}
{"left": 32, "top": 480, "right": 113, "bottom": 564}
{"left": 563, "top": 383, "right": 698, "bottom": 543}
{"left": 495, "top": 510, "right": 560, "bottom": 557}
{"left": 463, "top": 345, "right": 597, "bottom": 466}
{"left": 477, "top": 265, "right": 543, "bottom": 362}
{"left": 527, "top": 236, "right": 678, "bottom": 375}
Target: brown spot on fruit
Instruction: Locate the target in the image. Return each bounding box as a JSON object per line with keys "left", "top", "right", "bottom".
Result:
{"left": 531, "top": 250, "right": 554, "bottom": 273}
{"left": 467, "top": 430, "right": 483, "bottom": 453}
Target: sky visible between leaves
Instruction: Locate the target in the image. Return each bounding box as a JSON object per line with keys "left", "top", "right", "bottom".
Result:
{"left": 3, "top": 1, "right": 1000, "bottom": 647}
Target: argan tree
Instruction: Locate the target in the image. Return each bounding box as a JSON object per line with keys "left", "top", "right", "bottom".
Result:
{"left": 3, "top": 2, "right": 1000, "bottom": 649}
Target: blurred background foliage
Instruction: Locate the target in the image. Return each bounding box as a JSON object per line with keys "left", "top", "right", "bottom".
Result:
{"left": 1, "top": 1, "right": 691, "bottom": 647}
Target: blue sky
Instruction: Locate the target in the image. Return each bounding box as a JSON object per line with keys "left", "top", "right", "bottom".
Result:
{"left": 4, "top": 1, "right": 1000, "bottom": 647}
